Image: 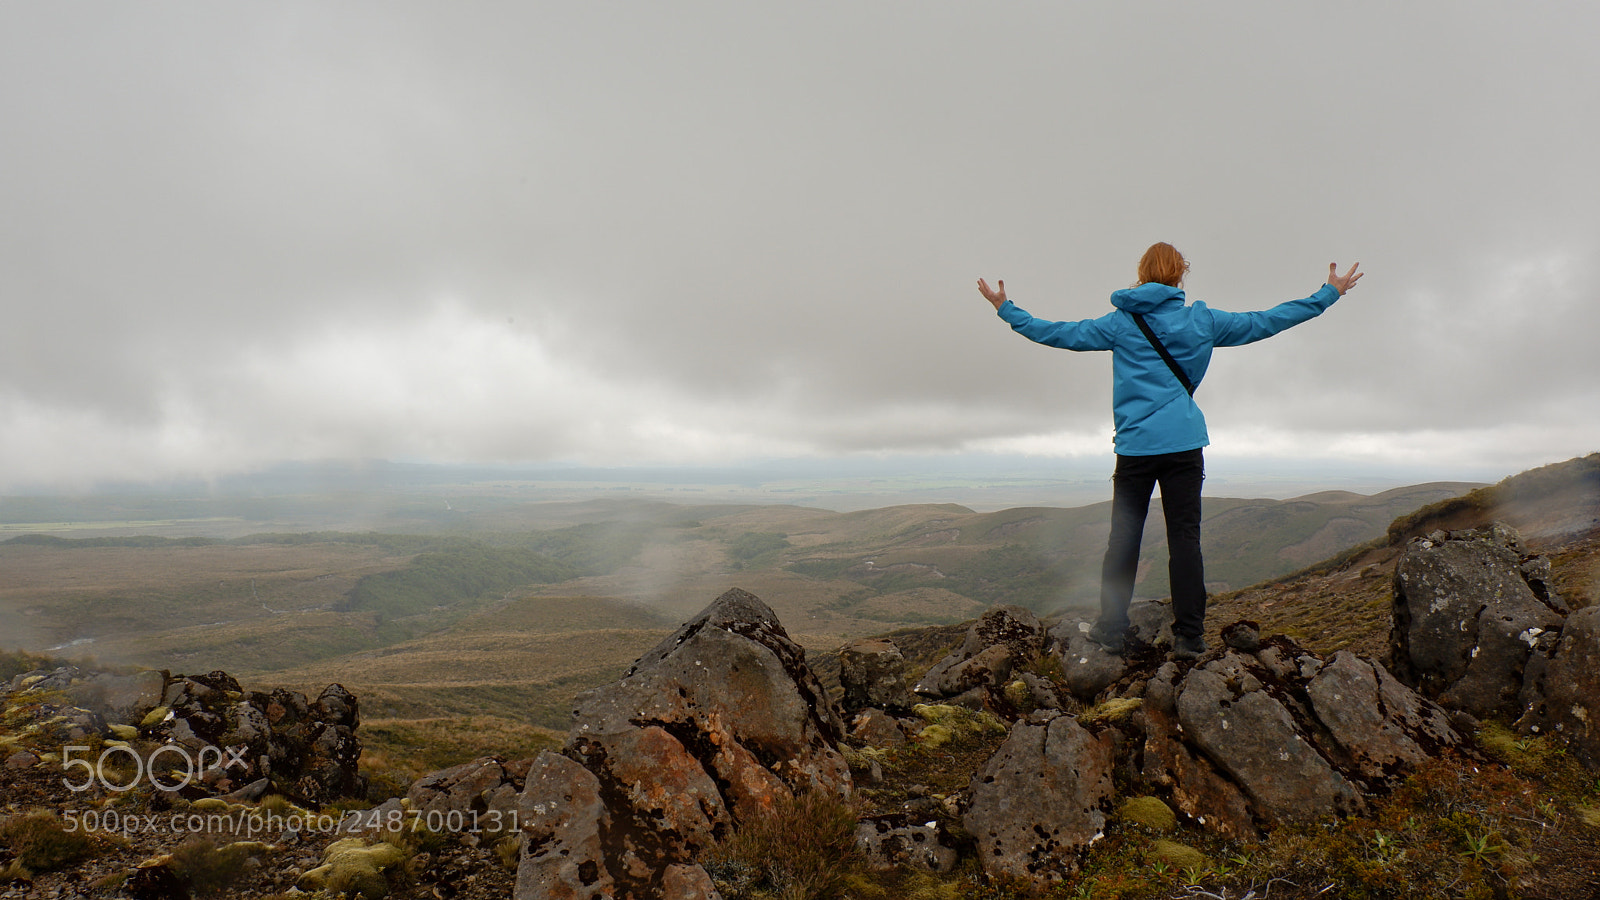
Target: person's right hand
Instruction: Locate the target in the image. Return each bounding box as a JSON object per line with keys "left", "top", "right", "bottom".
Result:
{"left": 1328, "top": 262, "right": 1363, "bottom": 295}
{"left": 977, "top": 277, "right": 1007, "bottom": 310}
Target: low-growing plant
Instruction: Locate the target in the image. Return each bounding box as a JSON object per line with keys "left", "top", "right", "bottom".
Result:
{"left": 0, "top": 810, "right": 100, "bottom": 873}
{"left": 705, "top": 789, "right": 864, "bottom": 900}
{"left": 167, "top": 837, "right": 275, "bottom": 894}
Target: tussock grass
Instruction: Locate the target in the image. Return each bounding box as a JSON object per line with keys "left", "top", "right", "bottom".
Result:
{"left": 705, "top": 790, "right": 865, "bottom": 900}
{"left": 0, "top": 810, "right": 102, "bottom": 874}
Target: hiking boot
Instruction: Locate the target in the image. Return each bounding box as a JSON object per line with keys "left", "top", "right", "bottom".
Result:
{"left": 1087, "top": 622, "right": 1127, "bottom": 655}
{"left": 1172, "top": 634, "right": 1209, "bottom": 661}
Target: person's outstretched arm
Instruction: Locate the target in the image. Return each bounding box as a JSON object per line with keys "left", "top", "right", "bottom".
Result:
{"left": 1209, "top": 262, "right": 1363, "bottom": 347}
{"left": 977, "top": 277, "right": 1116, "bottom": 351}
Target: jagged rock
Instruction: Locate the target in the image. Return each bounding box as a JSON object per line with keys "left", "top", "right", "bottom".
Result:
{"left": 1128, "top": 599, "right": 1178, "bottom": 648}
{"left": 573, "top": 725, "right": 732, "bottom": 853}
{"left": 963, "top": 714, "right": 1115, "bottom": 887}
{"left": 1516, "top": 605, "right": 1600, "bottom": 768}
{"left": 1389, "top": 523, "right": 1564, "bottom": 718}
{"left": 1015, "top": 672, "right": 1063, "bottom": 711}
{"left": 315, "top": 683, "right": 360, "bottom": 729}
{"left": 1137, "top": 664, "right": 1258, "bottom": 839}
{"left": 923, "top": 644, "right": 1014, "bottom": 698}
{"left": 915, "top": 605, "right": 1044, "bottom": 700}
{"left": 408, "top": 756, "right": 530, "bottom": 823}
{"left": 1177, "top": 653, "right": 1365, "bottom": 824}
{"left": 518, "top": 751, "right": 616, "bottom": 899}
{"left": 515, "top": 589, "right": 840, "bottom": 896}
{"left": 965, "top": 604, "right": 1047, "bottom": 660}
{"left": 1048, "top": 622, "right": 1128, "bottom": 702}
{"left": 1307, "top": 651, "right": 1460, "bottom": 785}
{"left": 839, "top": 638, "right": 914, "bottom": 711}
{"left": 6, "top": 665, "right": 362, "bottom": 801}
{"left": 568, "top": 588, "right": 849, "bottom": 817}
{"left": 856, "top": 814, "right": 959, "bottom": 874}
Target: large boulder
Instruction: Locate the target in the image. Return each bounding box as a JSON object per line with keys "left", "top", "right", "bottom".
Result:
{"left": 963, "top": 713, "right": 1116, "bottom": 886}
{"left": 1516, "top": 605, "right": 1600, "bottom": 769}
{"left": 568, "top": 587, "right": 850, "bottom": 817}
{"left": 514, "top": 588, "right": 847, "bottom": 899}
{"left": 1388, "top": 524, "right": 1565, "bottom": 718}
{"left": 1307, "top": 651, "right": 1459, "bottom": 783}
{"left": 1046, "top": 621, "right": 1127, "bottom": 703}
{"left": 517, "top": 751, "right": 622, "bottom": 899}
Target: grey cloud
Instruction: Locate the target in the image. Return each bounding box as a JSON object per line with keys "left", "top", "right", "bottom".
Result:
{"left": 0, "top": 3, "right": 1596, "bottom": 490}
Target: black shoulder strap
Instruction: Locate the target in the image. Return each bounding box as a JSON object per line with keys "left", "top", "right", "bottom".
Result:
{"left": 1129, "top": 312, "right": 1196, "bottom": 396}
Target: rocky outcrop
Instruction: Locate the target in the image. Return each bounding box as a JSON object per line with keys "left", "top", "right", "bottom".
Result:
{"left": 1387, "top": 521, "right": 1600, "bottom": 769}
{"left": 408, "top": 755, "right": 530, "bottom": 824}
{"left": 1046, "top": 599, "right": 1177, "bottom": 702}
{"left": 935, "top": 629, "right": 1461, "bottom": 890}
{"left": 515, "top": 588, "right": 850, "bottom": 900}
{"left": 913, "top": 605, "right": 1046, "bottom": 704}
{"left": 4, "top": 666, "right": 363, "bottom": 803}
{"left": 1389, "top": 524, "right": 1565, "bottom": 718}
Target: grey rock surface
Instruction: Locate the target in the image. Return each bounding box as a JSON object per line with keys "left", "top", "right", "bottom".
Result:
{"left": 1389, "top": 523, "right": 1564, "bottom": 718}
{"left": 963, "top": 715, "right": 1115, "bottom": 887}
{"left": 839, "top": 638, "right": 914, "bottom": 711}
{"left": 1307, "top": 651, "right": 1460, "bottom": 785}
{"left": 1516, "top": 605, "right": 1600, "bottom": 769}
{"left": 915, "top": 605, "right": 1045, "bottom": 700}
{"left": 856, "top": 814, "right": 960, "bottom": 874}
{"left": 1178, "top": 659, "right": 1365, "bottom": 824}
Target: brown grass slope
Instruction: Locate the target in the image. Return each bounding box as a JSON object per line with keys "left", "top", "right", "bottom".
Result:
{"left": 1207, "top": 453, "right": 1600, "bottom": 659}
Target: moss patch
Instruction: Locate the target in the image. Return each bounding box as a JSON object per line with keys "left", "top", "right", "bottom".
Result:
{"left": 1149, "top": 839, "right": 1208, "bottom": 871}
{"left": 1079, "top": 697, "right": 1142, "bottom": 726}
{"left": 1117, "top": 796, "right": 1177, "bottom": 833}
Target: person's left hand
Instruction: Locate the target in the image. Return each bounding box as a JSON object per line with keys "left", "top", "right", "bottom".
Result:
{"left": 977, "top": 277, "right": 1007, "bottom": 310}
{"left": 1328, "top": 262, "right": 1363, "bottom": 295}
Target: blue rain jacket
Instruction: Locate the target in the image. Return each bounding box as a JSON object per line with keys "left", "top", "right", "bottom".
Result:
{"left": 997, "top": 282, "right": 1341, "bottom": 456}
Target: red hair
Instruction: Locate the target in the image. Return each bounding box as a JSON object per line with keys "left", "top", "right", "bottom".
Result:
{"left": 1136, "top": 242, "right": 1189, "bottom": 287}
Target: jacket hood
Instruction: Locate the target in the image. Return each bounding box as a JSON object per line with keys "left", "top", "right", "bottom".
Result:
{"left": 1111, "top": 282, "right": 1186, "bottom": 314}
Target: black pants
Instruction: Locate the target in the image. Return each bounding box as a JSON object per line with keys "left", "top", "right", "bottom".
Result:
{"left": 1097, "top": 448, "right": 1206, "bottom": 639}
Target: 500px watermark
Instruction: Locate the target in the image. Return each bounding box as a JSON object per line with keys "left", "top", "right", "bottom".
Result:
{"left": 61, "top": 807, "right": 521, "bottom": 838}
{"left": 61, "top": 744, "right": 249, "bottom": 793}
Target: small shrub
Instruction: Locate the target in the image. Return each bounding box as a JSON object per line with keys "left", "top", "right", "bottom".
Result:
{"left": 0, "top": 811, "right": 99, "bottom": 873}
{"left": 706, "top": 790, "right": 864, "bottom": 900}
{"left": 167, "top": 838, "right": 274, "bottom": 894}
{"left": 494, "top": 835, "right": 521, "bottom": 871}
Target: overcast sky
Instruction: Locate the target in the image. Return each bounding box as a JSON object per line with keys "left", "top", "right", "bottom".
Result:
{"left": 1, "top": 3, "right": 1596, "bottom": 493}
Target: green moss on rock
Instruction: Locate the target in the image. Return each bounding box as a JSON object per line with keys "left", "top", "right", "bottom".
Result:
{"left": 1117, "top": 796, "right": 1177, "bottom": 832}
{"left": 1150, "top": 839, "right": 1208, "bottom": 871}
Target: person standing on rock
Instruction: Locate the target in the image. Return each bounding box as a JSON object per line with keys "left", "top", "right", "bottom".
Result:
{"left": 977, "top": 243, "right": 1362, "bottom": 659}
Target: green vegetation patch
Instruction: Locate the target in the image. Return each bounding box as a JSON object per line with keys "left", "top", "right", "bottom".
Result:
{"left": 341, "top": 545, "right": 579, "bottom": 619}
{"left": 1117, "top": 796, "right": 1178, "bottom": 833}
{"left": 705, "top": 790, "right": 865, "bottom": 900}
{"left": 0, "top": 810, "right": 102, "bottom": 874}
